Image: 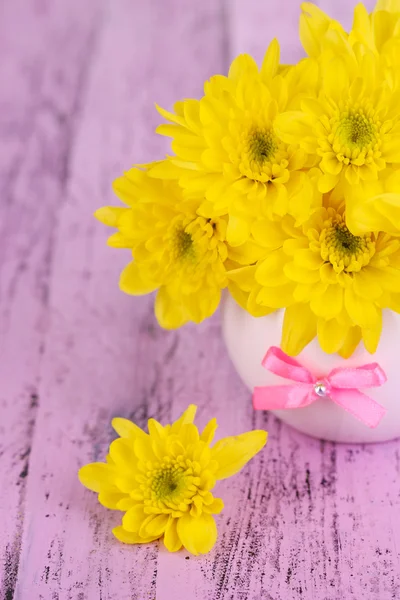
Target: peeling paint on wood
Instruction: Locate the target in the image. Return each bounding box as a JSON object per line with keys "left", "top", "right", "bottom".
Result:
{"left": 0, "top": 0, "right": 399, "bottom": 599}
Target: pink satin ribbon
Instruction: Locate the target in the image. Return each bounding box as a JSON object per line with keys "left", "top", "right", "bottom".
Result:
{"left": 253, "top": 347, "right": 387, "bottom": 428}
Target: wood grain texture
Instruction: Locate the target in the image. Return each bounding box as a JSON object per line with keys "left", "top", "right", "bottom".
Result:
{"left": 0, "top": 0, "right": 399, "bottom": 599}
{"left": 0, "top": 1, "right": 100, "bottom": 598}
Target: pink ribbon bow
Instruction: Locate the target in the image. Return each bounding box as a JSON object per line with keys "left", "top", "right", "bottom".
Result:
{"left": 253, "top": 347, "right": 387, "bottom": 428}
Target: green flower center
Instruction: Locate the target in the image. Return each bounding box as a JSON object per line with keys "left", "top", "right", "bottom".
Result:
{"left": 337, "top": 110, "right": 376, "bottom": 149}
{"left": 172, "top": 227, "right": 195, "bottom": 261}
{"left": 151, "top": 465, "right": 184, "bottom": 500}
{"left": 320, "top": 221, "right": 375, "bottom": 273}
{"left": 248, "top": 128, "right": 278, "bottom": 165}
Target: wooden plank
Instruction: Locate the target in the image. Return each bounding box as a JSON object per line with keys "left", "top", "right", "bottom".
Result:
{"left": 0, "top": 1, "right": 100, "bottom": 599}
{"left": 156, "top": 1, "right": 400, "bottom": 599}
{"left": 13, "top": 0, "right": 226, "bottom": 598}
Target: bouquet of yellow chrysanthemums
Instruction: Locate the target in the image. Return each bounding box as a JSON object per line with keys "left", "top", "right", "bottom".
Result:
{"left": 96, "top": 0, "right": 400, "bottom": 360}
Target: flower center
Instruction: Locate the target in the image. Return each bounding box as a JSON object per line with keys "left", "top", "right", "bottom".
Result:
{"left": 328, "top": 104, "right": 384, "bottom": 168}
{"left": 320, "top": 220, "right": 375, "bottom": 273}
{"left": 248, "top": 129, "right": 278, "bottom": 165}
{"left": 237, "top": 125, "right": 288, "bottom": 183}
{"left": 337, "top": 111, "right": 376, "bottom": 149}
{"left": 141, "top": 456, "right": 203, "bottom": 513}
{"left": 172, "top": 227, "right": 195, "bottom": 261}
{"left": 151, "top": 465, "right": 184, "bottom": 500}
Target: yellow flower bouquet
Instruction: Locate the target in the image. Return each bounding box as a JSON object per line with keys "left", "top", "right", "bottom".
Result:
{"left": 95, "top": 1, "right": 400, "bottom": 443}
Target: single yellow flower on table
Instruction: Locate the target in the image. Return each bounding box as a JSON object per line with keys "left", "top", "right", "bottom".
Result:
{"left": 230, "top": 193, "right": 400, "bottom": 358}
{"left": 95, "top": 167, "right": 258, "bottom": 329}
{"left": 79, "top": 405, "right": 267, "bottom": 555}
{"left": 152, "top": 40, "right": 320, "bottom": 246}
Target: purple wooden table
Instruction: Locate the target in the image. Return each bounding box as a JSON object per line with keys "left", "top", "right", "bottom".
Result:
{"left": 1, "top": 0, "right": 399, "bottom": 598}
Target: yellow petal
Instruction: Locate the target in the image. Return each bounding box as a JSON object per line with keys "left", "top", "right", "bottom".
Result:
{"left": 120, "top": 261, "right": 159, "bottom": 295}
{"left": 176, "top": 513, "right": 218, "bottom": 556}
{"left": 256, "top": 283, "right": 296, "bottom": 308}
{"left": 228, "top": 53, "right": 259, "bottom": 79}
{"left": 107, "top": 232, "right": 133, "bottom": 248}
{"left": 344, "top": 288, "right": 381, "bottom": 329}
{"left": 383, "top": 135, "right": 400, "bottom": 162}
{"left": 310, "top": 285, "right": 343, "bottom": 319}
{"left": 122, "top": 505, "right": 147, "bottom": 533}
{"left": 274, "top": 111, "right": 315, "bottom": 146}
{"left": 299, "top": 2, "right": 343, "bottom": 57}
{"left": 320, "top": 153, "right": 343, "bottom": 175}
{"left": 140, "top": 513, "right": 169, "bottom": 537}
{"left": 362, "top": 312, "right": 383, "bottom": 354}
{"left": 94, "top": 206, "right": 127, "bottom": 227}
{"left": 200, "top": 418, "right": 218, "bottom": 445}
{"left": 203, "top": 497, "right": 224, "bottom": 515}
{"left": 147, "top": 418, "right": 167, "bottom": 439}
{"left": 338, "top": 326, "right": 362, "bottom": 359}
{"left": 281, "top": 303, "right": 317, "bottom": 356}
{"left": 98, "top": 491, "right": 128, "bottom": 510}
{"left": 212, "top": 430, "right": 267, "bottom": 480}
{"left": 323, "top": 57, "right": 349, "bottom": 103}
{"left": 318, "top": 172, "right": 340, "bottom": 193}
{"left": 374, "top": 0, "right": 400, "bottom": 11}
{"left": 155, "top": 287, "right": 188, "bottom": 329}
{"left": 228, "top": 280, "right": 251, "bottom": 313}
{"left": 317, "top": 318, "right": 348, "bottom": 354}
{"left": 109, "top": 438, "right": 137, "bottom": 471}
{"left": 170, "top": 404, "right": 198, "bottom": 434}
{"left": 227, "top": 266, "right": 256, "bottom": 292}
{"left": 112, "top": 417, "right": 149, "bottom": 441}
{"left": 227, "top": 215, "right": 251, "bottom": 246}
{"left": 256, "top": 252, "right": 288, "bottom": 286}
{"left": 261, "top": 38, "right": 280, "bottom": 81}
{"left": 163, "top": 517, "right": 182, "bottom": 552}
{"left": 113, "top": 526, "right": 159, "bottom": 545}
{"left": 134, "top": 436, "right": 157, "bottom": 463}
{"left": 284, "top": 261, "right": 320, "bottom": 284}
{"left": 78, "top": 463, "right": 116, "bottom": 493}
{"left": 348, "top": 193, "right": 400, "bottom": 236}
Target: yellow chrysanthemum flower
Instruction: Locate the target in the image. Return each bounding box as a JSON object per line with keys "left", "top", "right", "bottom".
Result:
{"left": 79, "top": 405, "right": 267, "bottom": 555}
{"left": 230, "top": 193, "right": 400, "bottom": 357}
{"left": 152, "top": 40, "right": 320, "bottom": 246}
{"left": 95, "top": 167, "right": 258, "bottom": 329}
{"left": 275, "top": 42, "right": 400, "bottom": 195}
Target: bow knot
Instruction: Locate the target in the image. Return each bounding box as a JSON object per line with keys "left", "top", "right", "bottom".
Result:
{"left": 253, "top": 347, "right": 387, "bottom": 428}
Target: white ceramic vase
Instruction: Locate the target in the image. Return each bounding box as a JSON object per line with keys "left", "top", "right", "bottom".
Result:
{"left": 221, "top": 293, "right": 400, "bottom": 443}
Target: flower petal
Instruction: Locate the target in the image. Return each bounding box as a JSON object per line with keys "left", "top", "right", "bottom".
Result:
{"left": 200, "top": 418, "right": 218, "bottom": 445}
{"left": 203, "top": 497, "right": 224, "bottom": 515}
{"left": 260, "top": 38, "right": 280, "bottom": 81}
{"left": 163, "top": 517, "right": 182, "bottom": 552}
{"left": 98, "top": 491, "right": 128, "bottom": 510}
{"left": 212, "top": 430, "right": 267, "bottom": 480}
{"left": 170, "top": 404, "right": 198, "bottom": 434}
{"left": 120, "top": 261, "right": 159, "bottom": 295}
{"left": 111, "top": 417, "right": 149, "bottom": 441}
{"left": 78, "top": 463, "right": 116, "bottom": 493}
{"left": 141, "top": 513, "right": 169, "bottom": 537}
{"left": 122, "top": 505, "right": 147, "bottom": 533}
{"left": 281, "top": 303, "right": 317, "bottom": 356}
{"left": 176, "top": 513, "right": 218, "bottom": 555}
{"left": 274, "top": 111, "right": 316, "bottom": 146}
{"left": 317, "top": 318, "right": 348, "bottom": 354}
{"left": 338, "top": 326, "right": 362, "bottom": 359}
{"left": 113, "top": 526, "right": 159, "bottom": 545}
